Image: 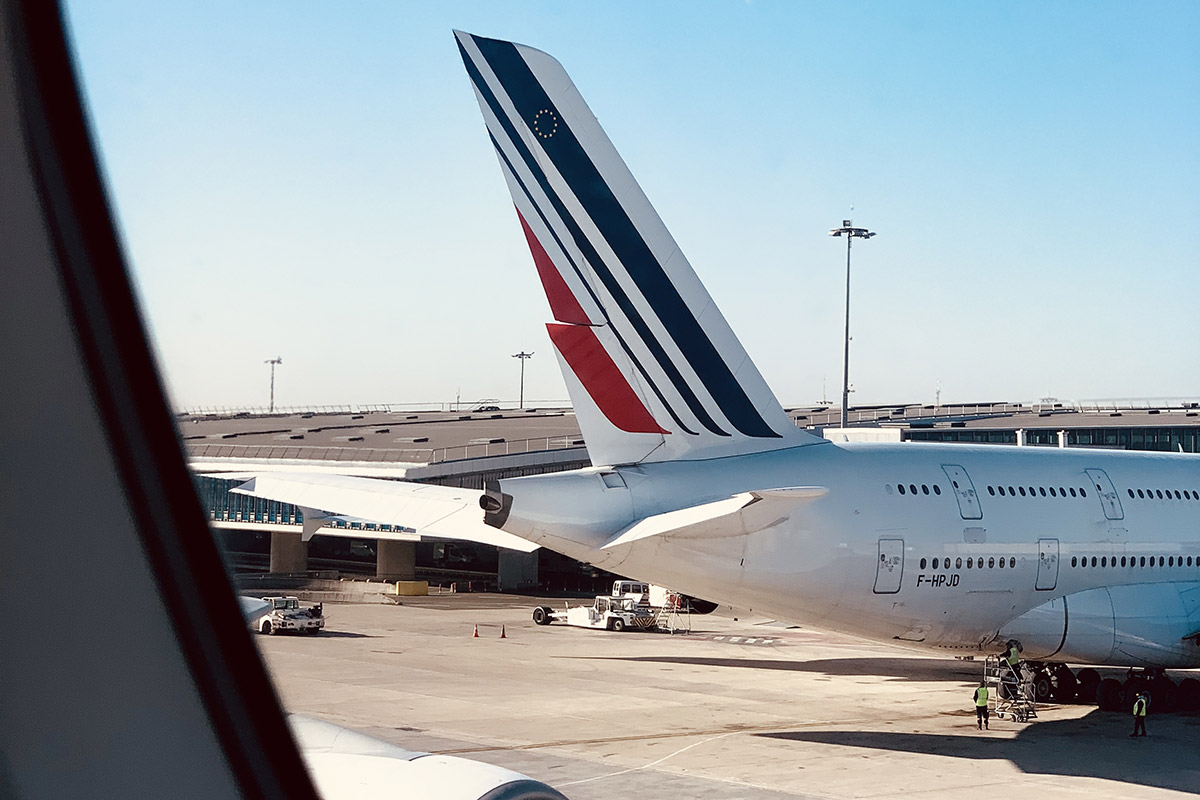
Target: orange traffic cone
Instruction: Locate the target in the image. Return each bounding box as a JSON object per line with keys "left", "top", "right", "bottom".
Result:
{"left": 500, "top": 625, "right": 506, "bottom": 639}
{"left": 472, "top": 624, "right": 479, "bottom": 638}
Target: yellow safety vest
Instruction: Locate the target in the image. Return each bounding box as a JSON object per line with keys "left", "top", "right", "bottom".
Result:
{"left": 975, "top": 687, "right": 989, "bottom": 707}
{"left": 1133, "top": 697, "right": 1147, "bottom": 717}
{"left": 1005, "top": 648, "right": 1019, "bottom": 667}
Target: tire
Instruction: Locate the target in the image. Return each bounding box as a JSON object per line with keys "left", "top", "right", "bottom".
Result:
{"left": 1123, "top": 676, "right": 1148, "bottom": 711}
{"left": 532, "top": 606, "right": 551, "bottom": 625}
{"left": 610, "top": 617, "right": 626, "bottom": 632}
{"left": 1052, "top": 667, "right": 1077, "bottom": 703}
{"left": 260, "top": 620, "right": 274, "bottom": 636}
{"left": 1097, "top": 678, "right": 1125, "bottom": 711}
{"left": 1178, "top": 678, "right": 1200, "bottom": 711}
{"left": 1032, "top": 672, "right": 1053, "bottom": 703}
{"left": 1076, "top": 668, "right": 1101, "bottom": 703}
{"left": 1151, "top": 677, "right": 1177, "bottom": 713}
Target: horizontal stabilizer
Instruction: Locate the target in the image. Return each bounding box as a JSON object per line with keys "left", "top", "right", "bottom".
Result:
{"left": 232, "top": 473, "right": 538, "bottom": 552}
{"left": 601, "top": 486, "right": 828, "bottom": 550}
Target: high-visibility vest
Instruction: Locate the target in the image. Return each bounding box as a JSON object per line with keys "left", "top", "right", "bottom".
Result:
{"left": 1133, "top": 697, "right": 1147, "bottom": 717}
{"left": 1005, "top": 647, "right": 1019, "bottom": 667}
{"left": 975, "top": 687, "right": 989, "bottom": 707}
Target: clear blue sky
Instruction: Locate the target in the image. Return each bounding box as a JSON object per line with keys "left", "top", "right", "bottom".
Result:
{"left": 63, "top": 1, "right": 1199, "bottom": 411}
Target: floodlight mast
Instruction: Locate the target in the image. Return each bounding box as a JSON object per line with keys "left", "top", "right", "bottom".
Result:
{"left": 828, "top": 221, "right": 875, "bottom": 429}
{"left": 265, "top": 357, "right": 282, "bottom": 413}
{"left": 512, "top": 351, "right": 533, "bottom": 409}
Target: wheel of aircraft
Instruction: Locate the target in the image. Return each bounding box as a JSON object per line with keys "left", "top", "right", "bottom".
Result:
{"left": 1097, "top": 678, "right": 1125, "bottom": 711}
{"left": 1031, "top": 672, "right": 1053, "bottom": 703}
{"left": 1051, "top": 665, "right": 1077, "bottom": 703}
{"left": 1123, "top": 675, "right": 1149, "bottom": 710}
{"left": 1178, "top": 678, "right": 1200, "bottom": 712}
{"left": 1150, "top": 675, "right": 1178, "bottom": 712}
{"left": 1075, "top": 668, "right": 1102, "bottom": 704}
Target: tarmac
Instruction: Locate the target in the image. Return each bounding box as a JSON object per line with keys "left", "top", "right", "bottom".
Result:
{"left": 256, "top": 594, "right": 1200, "bottom": 799}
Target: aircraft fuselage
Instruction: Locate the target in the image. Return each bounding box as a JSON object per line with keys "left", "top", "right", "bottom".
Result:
{"left": 498, "top": 441, "right": 1200, "bottom": 668}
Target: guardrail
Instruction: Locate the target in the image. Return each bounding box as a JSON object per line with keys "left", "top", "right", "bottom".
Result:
{"left": 187, "top": 435, "right": 587, "bottom": 464}
{"left": 178, "top": 401, "right": 572, "bottom": 417}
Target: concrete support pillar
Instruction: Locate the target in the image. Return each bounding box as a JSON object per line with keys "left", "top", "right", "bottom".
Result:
{"left": 377, "top": 539, "right": 416, "bottom": 581}
{"left": 1015, "top": 428, "right": 1026, "bottom": 447}
{"left": 498, "top": 549, "right": 539, "bottom": 592}
{"left": 269, "top": 531, "right": 308, "bottom": 574}
{"left": 1058, "top": 430, "right": 1067, "bottom": 448}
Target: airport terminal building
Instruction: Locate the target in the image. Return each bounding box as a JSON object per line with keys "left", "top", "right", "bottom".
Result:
{"left": 187, "top": 399, "right": 1200, "bottom": 591}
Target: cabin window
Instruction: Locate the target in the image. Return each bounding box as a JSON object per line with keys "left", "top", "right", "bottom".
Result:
{"left": 1069, "top": 488, "right": 1077, "bottom": 497}
{"left": 1080, "top": 488, "right": 1087, "bottom": 497}
{"left": 1018, "top": 487, "right": 1027, "bottom": 497}
{"left": 1039, "top": 487, "right": 1047, "bottom": 496}
{"left": 1159, "top": 556, "right": 1166, "bottom": 567}
{"left": 933, "top": 485, "right": 942, "bottom": 495}
{"left": 1091, "top": 557, "right": 1098, "bottom": 567}
{"left": 988, "top": 557, "right": 995, "bottom": 568}
{"left": 922, "top": 484, "right": 930, "bottom": 495}
{"left": 1049, "top": 487, "right": 1057, "bottom": 497}
{"left": 967, "top": 557, "right": 974, "bottom": 568}
{"left": 956, "top": 557, "right": 962, "bottom": 569}
{"left": 1121, "top": 556, "right": 1127, "bottom": 567}
{"left": 988, "top": 486, "right": 996, "bottom": 496}
{"left": 898, "top": 484, "right": 906, "bottom": 495}
{"left": 1137, "top": 489, "right": 1145, "bottom": 498}
{"left": 1128, "top": 489, "right": 1135, "bottom": 498}
{"left": 909, "top": 484, "right": 918, "bottom": 495}
{"left": 920, "top": 558, "right": 927, "bottom": 569}
{"left": 1101, "top": 556, "right": 1107, "bottom": 567}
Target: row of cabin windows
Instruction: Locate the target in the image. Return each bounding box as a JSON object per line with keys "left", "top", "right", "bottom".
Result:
{"left": 1126, "top": 488, "right": 1198, "bottom": 501}
{"left": 1071, "top": 554, "right": 1196, "bottom": 568}
{"left": 896, "top": 483, "right": 942, "bottom": 496}
{"left": 987, "top": 484, "right": 1087, "bottom": 498}
{"left": 920, "top": 556, "right": 1016, "bottom": 570}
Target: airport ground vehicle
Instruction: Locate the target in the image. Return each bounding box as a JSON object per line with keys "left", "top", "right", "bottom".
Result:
{"left": 532, "top": 595, "right": 656, "bottom": 631}
{"left": 250, "top": 596, "right": 325, "bottom": 635}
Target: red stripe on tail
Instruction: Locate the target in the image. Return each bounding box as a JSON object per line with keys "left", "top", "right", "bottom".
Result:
{"left": 548, "top": 323, "right": 668, "bottom": 435}
{"left": 517, "top": 210, "right": 589, "bottom": 325}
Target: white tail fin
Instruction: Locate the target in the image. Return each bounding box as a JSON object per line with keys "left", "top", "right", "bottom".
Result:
{"left": 455, "top": 31, "right": 825, "bottom": 465}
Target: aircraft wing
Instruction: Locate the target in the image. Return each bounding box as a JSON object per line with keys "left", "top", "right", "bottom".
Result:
{"left": 232, "top": 474, "right": 539, "bottom": 553}
{"left": 601, "top": 486, "right": 829, "bottom": 549}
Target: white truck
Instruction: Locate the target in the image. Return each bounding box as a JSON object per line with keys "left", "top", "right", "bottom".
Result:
{"left": 250, "top": 596, "right": 325, "bottom": 635}
{"left": 531, "top": 595, "right": 657, "bottom": 632}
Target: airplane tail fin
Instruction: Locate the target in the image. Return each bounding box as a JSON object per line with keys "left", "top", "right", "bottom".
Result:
{"left": 455, "top": 31, "right": 825, "bottom": 465}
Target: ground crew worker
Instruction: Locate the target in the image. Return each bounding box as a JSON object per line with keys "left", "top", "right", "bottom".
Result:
{"left": 1002, "top": 640, "right": 1021, "bottom": 672}
{"left": 1130, "top": 692, "right": 1148, "bottom": 737}
{"left": 973, "top": 681, "right": 989, "bottom": 730}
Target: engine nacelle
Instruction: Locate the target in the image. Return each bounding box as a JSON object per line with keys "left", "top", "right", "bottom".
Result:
{"left": 998, "top": 582, "right": 1200, "bottom": 668}
{"left": 291, "top": 715, "right": 566, "bottom": 800}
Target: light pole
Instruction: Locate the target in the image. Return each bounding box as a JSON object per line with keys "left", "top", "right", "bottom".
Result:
{"left": 828, "top": 220, "right": 875, "bottom": 429}
{"left": 512, "top": 351, "right": 533, "bottom": 409}
{"left": 265, "top": 356, "right": 282, "bottom": 413}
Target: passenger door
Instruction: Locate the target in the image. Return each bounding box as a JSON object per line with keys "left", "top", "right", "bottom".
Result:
{"left": 874, "top": 538, "right": 905, "bottom": 594}
{"left": 1036, "top": 538, "right": 1059, "bottom": 591}
{"left": 1084, "top": 468, "right": 1124, "bottom": 521}
{"left": 942, "top": 465, "right": 983, "bottom": 520}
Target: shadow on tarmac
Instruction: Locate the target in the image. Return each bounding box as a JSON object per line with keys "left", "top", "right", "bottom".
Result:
{"left": 568, "top": 655, "right": 980, "bottom": 682}
{"left": 311, "top": 631, "right": 376, "bottom": 639}
{"left": 758, "top": 710, "right": 1200, "bottom": 794}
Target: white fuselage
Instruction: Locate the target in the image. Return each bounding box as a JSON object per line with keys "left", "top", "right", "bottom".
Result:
{"left": 498, "top": 441, "right": 1200, "bottom": 668}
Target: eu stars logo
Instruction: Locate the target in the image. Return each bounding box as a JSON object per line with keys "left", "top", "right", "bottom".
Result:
{"left": 532, "top": 108, "right": 558, "bottom": 139}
